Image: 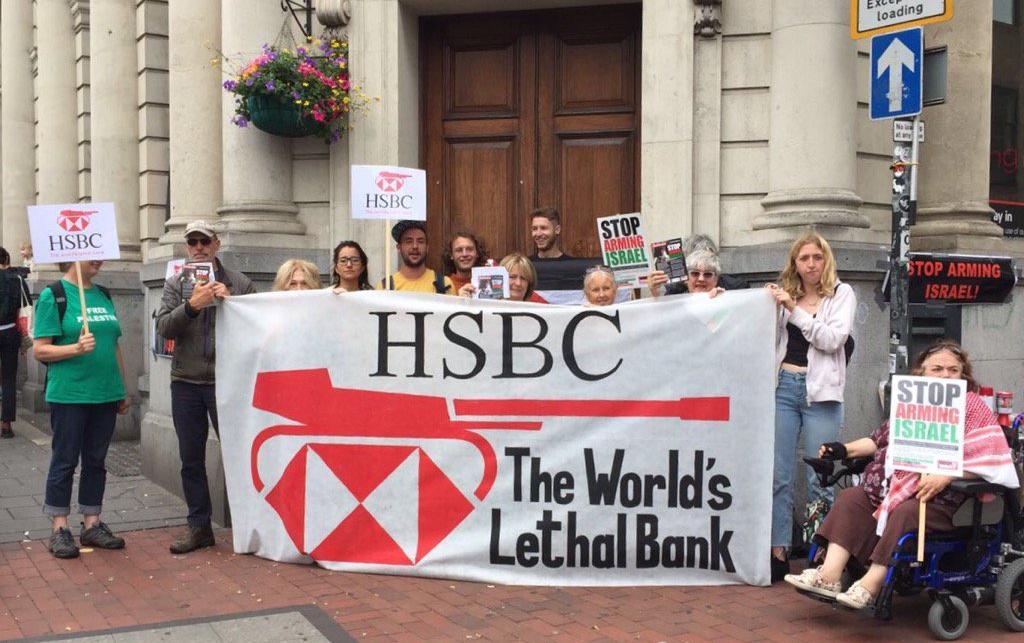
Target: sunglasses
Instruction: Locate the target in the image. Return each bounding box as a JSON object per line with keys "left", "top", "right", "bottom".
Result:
{"left": 688, "top": 271, "right": 716, "bottom": 280}
{"left": 186, "top": 237, "right": 213, "bottom": 247}
{"left": 336, "top": 257, "right": 362, "bottom": 266}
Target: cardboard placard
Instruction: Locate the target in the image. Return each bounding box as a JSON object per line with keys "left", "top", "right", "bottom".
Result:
{"left": 27, "top": 202, "right": 121, "bottom": 263}
{"left": 350, "top": 165, "right": 427, "bottom": 221}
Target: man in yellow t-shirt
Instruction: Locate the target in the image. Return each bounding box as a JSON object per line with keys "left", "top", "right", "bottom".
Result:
{"left": 378, "top": 220, "right": 454, "bottom": 294}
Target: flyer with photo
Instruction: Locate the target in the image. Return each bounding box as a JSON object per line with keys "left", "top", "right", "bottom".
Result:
{"left": 471, "top": 266, "right": 511, "bottom": 300}
{"left": 650, "top": 238, "right": 687, "bottom": 284}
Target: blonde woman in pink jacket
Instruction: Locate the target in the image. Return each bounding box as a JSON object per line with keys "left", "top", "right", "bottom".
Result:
{"left": 765, "top": 231, "right": 856, "bottom": 582}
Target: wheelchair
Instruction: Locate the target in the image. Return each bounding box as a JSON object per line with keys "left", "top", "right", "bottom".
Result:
{"left": 796, "top": 454, "right": 1024, "bottom": 640}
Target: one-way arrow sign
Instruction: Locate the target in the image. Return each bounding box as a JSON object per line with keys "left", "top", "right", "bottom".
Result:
{"left": 870, "top": 27, "right": 923, "bottom": 120}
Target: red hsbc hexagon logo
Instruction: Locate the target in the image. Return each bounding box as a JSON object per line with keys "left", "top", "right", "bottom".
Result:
{"left": 57, "top": 210, "right": 97, "bottom": 232}
{"left": 375, "top": 171, "right": 412, "bottom": 193}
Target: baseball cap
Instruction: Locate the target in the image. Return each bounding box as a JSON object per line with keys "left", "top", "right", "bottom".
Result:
{"left": 391, "top": 220, "right": 427, "bottom": 242}
{"left": 184, "top": 220, "right": 218, "bottom": 239}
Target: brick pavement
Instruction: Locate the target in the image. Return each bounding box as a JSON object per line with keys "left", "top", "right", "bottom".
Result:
{"left": 0, "top": 526, "right": 1021, "bottom": 642}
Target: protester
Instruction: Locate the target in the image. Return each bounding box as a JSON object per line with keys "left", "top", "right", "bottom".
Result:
{"left": 444, "top": 231, "right": 488, "bottom": 292}
{"left": 529, "top": 207, "right": 572, "bottom": 261}
{"left": 0, "top": 247, "right": 31, "bottom": 438}
{"left": 457, "top": 253, "right": 546, "bottom": 303}
{"left": 583, "top": 265, "right": 616, "bottom": 306}
{"left": 34, "top": 261, "right": 129, "bottom": 559}
{"left": 272, "top": 259, "right": 321, "bottom": 291}
{"left": 785, "top": 339, "right": 1018, "bottom": 608}
{"left": 766, "top": 231, "right": 856, "bottom": 581}
{"left": 329, "top": 241, "right": 373, "bottom": 293}
{"left": 648, "top": 234, "right": 746, "bottom": 296}
{"left": 378, "top": 220, "right": 454, "bottom": 293}
{"left": 155, "top": 221, "right": 256, "bottom": 554}
{"left": 20, "top": 243, "right": 34, "bottom": 273}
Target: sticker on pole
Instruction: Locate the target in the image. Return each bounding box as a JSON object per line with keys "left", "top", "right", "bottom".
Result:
{"left": 886, "top": 375, "right": 966, "bottom": 476}
{"left": 27, "top": 202, "right": 121, "bottom": 263}
{"left": 851, "top": 0, "right": 952, "bottom": 39}
{"left": 350, "top": 165, "right": 426, "bottom": 221}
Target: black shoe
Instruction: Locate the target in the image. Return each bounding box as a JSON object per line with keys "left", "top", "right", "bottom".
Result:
{"left": 771, "top": 555, "right": 790, "bottom": 583}
{"left": 49, "top": 527, "right": 80, "bottom": 559}
{"left": 0, "top": 423, "right": 12, "bottom": 439}
{"left": 80, "top": 521, "right": 125, "bottom": 549}
{"left": 169, "top": 525, "right": 215, "bottom": 554}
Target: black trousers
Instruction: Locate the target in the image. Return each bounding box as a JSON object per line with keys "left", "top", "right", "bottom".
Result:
{"left": 0, "top": 327, "right": 20, "bottom": 422}
{"left": 171, "top": 381, "right": 220, "bottom": 528}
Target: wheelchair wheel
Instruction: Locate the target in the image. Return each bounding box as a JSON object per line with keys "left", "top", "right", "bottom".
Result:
{"left": 927, "top": 595, "right": 969, "bottom": 640}
{"left": 995, "top": 557, "right": 1024, "bottom": 632}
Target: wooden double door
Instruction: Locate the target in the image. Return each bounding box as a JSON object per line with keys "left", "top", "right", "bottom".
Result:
{"left": 422, "top": 4, "right": 641, "bottom": 266}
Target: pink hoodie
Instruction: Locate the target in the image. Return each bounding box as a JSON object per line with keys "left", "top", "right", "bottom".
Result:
{"left": 774, "top": 282, "right": 857, "bottom": 403}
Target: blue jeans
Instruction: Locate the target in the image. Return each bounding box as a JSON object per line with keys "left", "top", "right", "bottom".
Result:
{"left": 771, "top": 370, "right": 843, "bottom": 548}
{"left": 43, "top": 402, "right": 119, "bottom": 517}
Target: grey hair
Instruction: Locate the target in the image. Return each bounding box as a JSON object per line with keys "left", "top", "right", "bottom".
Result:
{"left": 687, "top": 249, "right": 721, "bottom": 275}
{"left": 583, "top": 264, "right": 615, "bottom": 288}
{"left": 683, "top": 234, "right": 719, "bottom": 256}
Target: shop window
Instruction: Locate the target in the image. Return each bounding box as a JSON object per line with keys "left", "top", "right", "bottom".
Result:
{"left": 991, "top": 86, "right": 1018, "bottom": 188}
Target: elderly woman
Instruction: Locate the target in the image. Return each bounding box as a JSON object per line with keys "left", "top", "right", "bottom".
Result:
{"left": 785, "top": 340, "right": 1018, "bottom": 609}
{"left": 648, "top": 248, "right": 726, "bottom": 298}
{"left": 583, "top": 265, "right": 616, "bottom": 306}
{"left": 272, "top": 259, "right": 321, "bottom": 291}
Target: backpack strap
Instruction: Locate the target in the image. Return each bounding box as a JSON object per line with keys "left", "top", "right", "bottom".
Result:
{"left": 389, "top": 275, "right": 395, "bottom": 291}
{"left": 46, "top": 280, "right": 68, "bottom": 324}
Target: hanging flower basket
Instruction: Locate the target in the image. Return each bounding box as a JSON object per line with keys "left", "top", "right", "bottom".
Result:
{"left": 246, "top": 94, "right": 319, "bottom": 138}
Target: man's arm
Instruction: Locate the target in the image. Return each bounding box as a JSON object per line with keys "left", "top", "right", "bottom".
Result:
{"left": 154, "top": 277, "right": 196, "bottom": 339}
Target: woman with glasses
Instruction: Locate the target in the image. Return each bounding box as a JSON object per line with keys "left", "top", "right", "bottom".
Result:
{"left": 648, "top": 249, "right": 728, "bottom": 298}
{"left": 765, "top": 231, "right": 856, "bottom": 581}
{"left": 785, "top": 340, "right": 1017, "bottom": 609}
{"left": 271, "top": 259, "right": 322, "bottom": 291}
{"left": 329, "top": 241, "right": 372, "bottom": 293}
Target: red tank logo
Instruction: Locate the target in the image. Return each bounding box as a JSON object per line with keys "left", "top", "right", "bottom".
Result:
{"left": 57, "top": 210, "right": 97, "bottom": 232}
{"left": 375, "top": 171, "right": 412, "bottom": 193}
{"left": 251, "top": 369, "right": 730, "bottom": 566}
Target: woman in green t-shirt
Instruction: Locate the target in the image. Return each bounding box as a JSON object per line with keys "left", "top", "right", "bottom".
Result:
{"left": 33, "top": 261, "right": 129, "bottom": 559}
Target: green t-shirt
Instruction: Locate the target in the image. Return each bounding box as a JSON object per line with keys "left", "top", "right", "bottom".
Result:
{"left": 34, "top": 279, "right": 125, "bottom": 404}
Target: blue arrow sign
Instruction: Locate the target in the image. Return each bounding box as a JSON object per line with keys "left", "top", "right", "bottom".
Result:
{"left": 870, "top": 27, "right": 923, "bottom": 120}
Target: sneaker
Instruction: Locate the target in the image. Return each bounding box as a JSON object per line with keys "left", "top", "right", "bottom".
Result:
{"left": 784, "top": 566, "right": 841, "bottom": 599}
{"left": 169, "top": 525, "right": 215, "bottom": 554}
{"left": 0, "top": 422, "right": 12, "bottom": 439}
{"left": 836, "top": 580, "right": 876, "bottom": 610}
{"left": 80, "top": 521, "right": 125, "bottom": 549}
{"left": 48, "top": 527, "right": 80, "bottom": 559}
{"left": 770, "top": 555, "right": 789, "bottom": 583}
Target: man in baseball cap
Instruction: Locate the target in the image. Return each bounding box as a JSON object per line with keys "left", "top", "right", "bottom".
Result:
{"left": 378, "top": 220, "right": 453, "bottom": 294}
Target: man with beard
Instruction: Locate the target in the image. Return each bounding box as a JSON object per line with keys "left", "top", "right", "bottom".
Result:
{"left": 378, "top": 220, "right": 454, "bottom": 293}
{"left": 528, "top": 207, "right": 572, "bottom": 261}
{"left": 445, "top": 231, "right": 488, "bottom": 292}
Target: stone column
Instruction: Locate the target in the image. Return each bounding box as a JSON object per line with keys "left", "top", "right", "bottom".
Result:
{"left": 913, "top": 4, "right": 1003, "bottom": 250}
{"left": 639, "top": 0, "right": 694, "bottom": 244}
{"left": 755, "top": 1, "right": 867, "bottom": 230}
{"left": 90, "top": 0, "right": 141, "bottom": 261}
{"left": 163, "top": 0, "right": 222, "bottom": 242}
{"left": 1, "top": 0, "right": 35, "bottom": 250}
{"left": 35, "top": 0, "right": 79, "bottom": 204}
{"left": 217, "top": 0, "right": 305, "bottom": 241}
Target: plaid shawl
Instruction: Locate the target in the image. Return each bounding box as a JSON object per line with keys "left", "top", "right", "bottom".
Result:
{"left": 874, "top": 391, "right": 1019, "bottom": 536}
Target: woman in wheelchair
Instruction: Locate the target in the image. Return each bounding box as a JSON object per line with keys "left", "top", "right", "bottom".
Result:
{"left": 784, "top": 340, "right": 1019, "bottom": 610}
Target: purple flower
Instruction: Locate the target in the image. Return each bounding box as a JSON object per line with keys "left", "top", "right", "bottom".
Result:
{"left": 297, "top": 47, "right": 307, "bottom": 56}
{"left": 245, "top": 78, "right": 254, "bottom": 87}
{"left": 292, "top": 90, "right": 301, "bottom": 99}
{"left": 232, "top": 115, "right": 249, "bottom": 128}
{"left": 222, "top": 80, "right": 237, "bottom": 91}
{"left": 265, "top": 81, "right": 276, "bottom": 91}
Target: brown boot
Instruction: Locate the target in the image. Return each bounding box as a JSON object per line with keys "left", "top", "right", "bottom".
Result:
{"left": 169, "top": 525, "right": 215, "bottom": 554}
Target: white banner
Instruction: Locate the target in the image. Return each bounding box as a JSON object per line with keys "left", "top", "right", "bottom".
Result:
{"left": 350, "top": 165, "right": 427, "bottom": 221}
{"left": 218, "top": 289, "right": 776, "bottom": 586}
{"left": 27, "top": 202, "right": 121, "bottom": 263}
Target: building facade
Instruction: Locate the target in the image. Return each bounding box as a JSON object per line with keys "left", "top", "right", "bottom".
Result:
{"left": 2, "top": 0, "right": 1022, "bottom": 522}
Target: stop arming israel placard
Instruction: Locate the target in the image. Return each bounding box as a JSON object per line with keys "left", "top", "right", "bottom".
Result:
{"left": 217, "top": 289, "right": 776, "bottom": 586}
{"left": 27, "top": 202, "right": 121, "bottom": 263}
{"left": 596, "top": 214, "right": 648, "bottom": 286}
{"left": 350, "top": 165, "right": 427, "bottom": 221}
{"left": 886, "top": 375, "right": 966, "bottom": 476}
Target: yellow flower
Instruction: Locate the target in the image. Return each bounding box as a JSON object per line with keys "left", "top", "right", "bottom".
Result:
{"left": 331, "top": 89, "right": 340, "bottom": 96}
{"left": 331, "top": 41, "right": 341, "bottom": 49}
{"left": 209, "top": 57, "right": 219, "bottom": 67}
{"left": 306, "top": 35, "right": 314, "bottom": 43}
{"left": 342, "top": 96, "right": 350, "bottom": 104}
{"left": 303, "top": 100, "right": 310, "bottom": 106}
{"left": 295, "top": 100, "right": 302, "bottom": 105}
{"left": 302, "top": 82, "right": 309, "bottom": 87}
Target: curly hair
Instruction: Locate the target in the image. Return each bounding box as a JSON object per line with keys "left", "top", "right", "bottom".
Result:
{"left": 910, "top": 338, "right": 979, "bottom": 393}
{"left": 443, "top": 231, "right": 488, "bottom": 275}
{"left": 778, "top": 230, "right": 839, "bottom": 300}
{"left": 272, "top": 259, "right": 322, "bottom": 291}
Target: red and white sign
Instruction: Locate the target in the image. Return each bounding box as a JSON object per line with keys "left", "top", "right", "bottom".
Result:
{"left": 350, "top": 165, "right": 427, "bottom": 221}
{"left": 218, "top": 289, "right": 776, "bottom": 585}
{"left": 27, "top": 202, "right": 121, "bottom": 263}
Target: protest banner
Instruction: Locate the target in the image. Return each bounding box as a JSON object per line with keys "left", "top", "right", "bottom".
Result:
{"left": 886, "top": 374, "right": 967, "bottom": 559}
{"left": 596, "top": 214, "right": 648, "bottom": 286}
{"left": 217, "top": 289, "right": 776, "bottom": 586}
{"left": 27, "top": 202, "right": 121, "bottom": 332}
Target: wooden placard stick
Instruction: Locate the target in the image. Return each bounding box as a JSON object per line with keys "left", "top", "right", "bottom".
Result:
{"left": 385, "top": 218, "right": 391, "bottom": 289}
{"left": 917, "top": 499, "right": 927, "bottom": 563}
{"left": 74, "top": 261, "right": 90, "bottom": 334}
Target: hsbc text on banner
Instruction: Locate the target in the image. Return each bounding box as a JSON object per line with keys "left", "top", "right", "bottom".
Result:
{"left": 27, "top": 202, "right": 121, "bottom": 263}
{"left": 350, "top": 165, "right": 427, "bottom": 221}
{"left": 217, "top": 289, "right": 776, "bottom": 586}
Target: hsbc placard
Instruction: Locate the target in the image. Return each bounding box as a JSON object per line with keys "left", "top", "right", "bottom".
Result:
{"left": 350, "top": 165, "right": 427, "bottom": 221}
{"left": 28, "top": 202, "right": 121, "bottom": 264}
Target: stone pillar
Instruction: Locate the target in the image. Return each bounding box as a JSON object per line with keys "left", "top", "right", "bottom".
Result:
{"left": 639, "top": 0, "right": 694, "bottom": 244}
{"left": 755, "top": 1, "right": 867, "bottom": 230}
{"left": 692, "top": 0, "right": 722, "bottom": 243}
{"left": 163, "top": 0, "right": 222, "bottom": 242}
{"left": 217, "top": 0, "right": 305, "bottom": 242}
{"left": 35, "top": 0, "right": 79, "bottom": 204}
{"left": 913, "top": 4, "right": 1003, "bottom": 250}
{"left": 90, "top": 0, "right": 141, "bottom": 261}
{"left": 1, "top": 0, "right": 35, "bottom": 251}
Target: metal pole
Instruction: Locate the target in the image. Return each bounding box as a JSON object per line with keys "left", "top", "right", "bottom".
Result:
{"left": 888, "top": 118, "right": 914, "bottom": 379}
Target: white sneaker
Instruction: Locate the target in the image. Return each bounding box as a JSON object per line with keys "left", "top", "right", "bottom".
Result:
{"left": 835, "top": 580, "right": 876, "bottom": 610}
{"left": 784, "top": 566, "right": 841, "bottom": 599}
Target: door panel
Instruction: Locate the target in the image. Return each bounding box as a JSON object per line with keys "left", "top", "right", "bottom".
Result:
{"left": 445, "top": 138, "right": 519, "bottom": 254}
